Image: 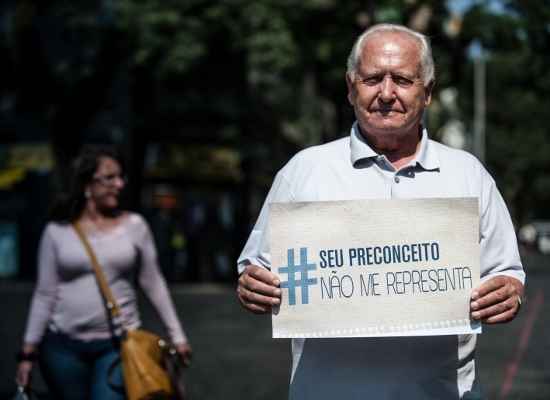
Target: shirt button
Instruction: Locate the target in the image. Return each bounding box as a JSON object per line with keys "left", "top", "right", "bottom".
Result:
{"left": 394, "top": 176, "right": 400, "bottom": 183}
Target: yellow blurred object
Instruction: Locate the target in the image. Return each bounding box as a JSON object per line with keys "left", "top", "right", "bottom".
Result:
{"left": 0, "top": 168, "right": 26, "bottom": 189}
{"left": 7, "top": 143, "right": 54, "bottom": 172}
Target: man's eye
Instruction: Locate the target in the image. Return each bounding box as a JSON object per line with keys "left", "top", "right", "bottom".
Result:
{"left": 361, "top": 77, "right": 381, "bottom": 85}
{"left": 393, "top": 77, "right": 413, "bottom": 86}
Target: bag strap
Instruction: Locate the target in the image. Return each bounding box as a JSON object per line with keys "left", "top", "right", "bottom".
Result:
{"left": 72, "top": 222, "right": 129, "bottom": 392}
{"left": 72, "top": 222, "right": 122, "bottom": 320}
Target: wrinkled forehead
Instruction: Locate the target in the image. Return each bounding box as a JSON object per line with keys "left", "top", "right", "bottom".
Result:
{"left": 359, "top": 31, "right": 422, "bottom": 71}
{"left": 363, "top": 30, "right": 422, "bottom": 52}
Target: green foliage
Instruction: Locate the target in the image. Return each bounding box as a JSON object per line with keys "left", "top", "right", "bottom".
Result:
{"left": 115, "top": 1, "right": 206, "bottom": 74}
{"left": 8, "top": 0, "right": 550, "bottom": 221}
{"left": 458, "top": 1, "right": 550, "bottom": 221}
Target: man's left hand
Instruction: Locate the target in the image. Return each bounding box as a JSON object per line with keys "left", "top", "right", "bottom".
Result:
{"left": 470, "top": 276, "right": 524, "bottom": 324}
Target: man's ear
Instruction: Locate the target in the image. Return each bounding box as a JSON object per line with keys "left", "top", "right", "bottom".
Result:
{"left": 346, "top": 72, "right": 356, "bottom": 106}
{"left": 424, "top": 80, "right": 435, "bottom": 106}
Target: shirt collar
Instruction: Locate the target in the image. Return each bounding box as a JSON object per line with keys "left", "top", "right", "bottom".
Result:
{"left": 350, "top": 121, "right": 440, "bottom": 171}
{"left": 350, "top": 121, "right": 378, "bottom": 166}
{"left": 413, "top": 128, "right": 440, "bottom": 171}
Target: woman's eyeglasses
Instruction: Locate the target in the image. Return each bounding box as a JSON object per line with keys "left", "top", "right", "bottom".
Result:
{"left": 92, "top": 174, "right": 128, "bottom": 186}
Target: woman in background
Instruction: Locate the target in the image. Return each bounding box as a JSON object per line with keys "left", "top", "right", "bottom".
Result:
{"left": 15, "top": 146, "right": 192, "bottom": 399}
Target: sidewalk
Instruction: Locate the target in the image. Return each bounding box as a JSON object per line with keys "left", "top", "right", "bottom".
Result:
{"left": 0, "top": 283, "right": 291, "bottom": 400}
{"left": 2, "top": 265, "right": 549, "bottom": 399}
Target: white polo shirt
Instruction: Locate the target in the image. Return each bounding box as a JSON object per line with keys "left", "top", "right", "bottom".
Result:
{"left": 238, "top": 122, "right": 525, "bottom": 400}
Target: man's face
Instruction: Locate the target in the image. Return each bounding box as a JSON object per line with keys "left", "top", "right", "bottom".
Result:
{"left": 346, "top": 32, "right": 432, "bottom": 150}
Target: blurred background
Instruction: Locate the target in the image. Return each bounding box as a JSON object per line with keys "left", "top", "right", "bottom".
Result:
{"left": 0, "top": 0, "right": 549, "bottom": 399}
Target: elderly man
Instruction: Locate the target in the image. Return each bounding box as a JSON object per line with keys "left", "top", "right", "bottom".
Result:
{"left": 237, "top": 23, "right": 524, "bottom": 399}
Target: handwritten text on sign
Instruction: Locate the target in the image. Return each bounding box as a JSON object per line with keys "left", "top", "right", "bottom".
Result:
{"left": 269, "top": 198, "right": 481, "bottom": 338}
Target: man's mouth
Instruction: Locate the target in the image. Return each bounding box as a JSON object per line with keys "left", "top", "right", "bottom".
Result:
{"left": 373, "top": 108, "right": 399, "bottom": 115}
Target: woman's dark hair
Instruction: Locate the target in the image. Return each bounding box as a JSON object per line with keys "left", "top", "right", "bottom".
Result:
{"left": 49, "top": 145, "right": 125, "bottom": 222}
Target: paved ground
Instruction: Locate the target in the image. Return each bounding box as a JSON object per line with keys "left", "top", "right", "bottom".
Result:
{"left": 0, "top": 283, "right": 291, "bottom": 400}
{"left": 476, "top": 250, "right": 550, "bottom": 399}
{"left": 1, "top": 250, "right": 548, "bottom": 399}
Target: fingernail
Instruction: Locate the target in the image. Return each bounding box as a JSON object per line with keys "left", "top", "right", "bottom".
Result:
{"left": 272, "top": 298, "right": 280, "bottom": 305}
{"left": 471, "top": 291, "right": 479, "bottom": 300}
{"left": 275, "top": 288, "right": 282, "bottom": 296}
{"left": 472, "top": 311, "right": 480, "bottom": 319}
{"left": 471, "top": 301, "right": 478, "bottom": 310}
{"left": 273, "top": 279, "right": 280, "bottom": 286}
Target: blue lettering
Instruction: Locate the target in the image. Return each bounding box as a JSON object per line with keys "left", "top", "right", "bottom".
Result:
{"left": 411, "top": 244, "right": 419, "bottom": 262}
{"left": 383, "top": 246, "right": 392, "bottom": 264}
{"left": 431, "top": 242, "right": 440, "bottom": 260}
{"left": 326, "top": 249, "right": 344, "bottom": 267}
{"left": 357, "top": 248, "right": 366, "bottom": 266}
{"left": 319, "top": 250, "right": 327, "bottom": 268}
{"left": 402, "top": 245, "right": 411, "bottom": 262}
{"left": 349, "top": 248, "right": 357, "bottom": 266}
{"left": 386, "top": 272, "right": 397, "bottom": 295}
{"left": 320, "top": 277, "right": 332, "bottom": 299}
{"left": 366, "top": 247, "right": 374, "bottom": 265}
{"left": 341, "top": 275, "right": 354, "bottom": 298}
{"left": 360, "top": 273, "right": 381, "bottom": 296}
{"left": 373, "top": 246, "right": 383, "bottom": 264}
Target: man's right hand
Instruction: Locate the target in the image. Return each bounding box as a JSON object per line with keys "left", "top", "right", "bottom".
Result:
{"left": 237, "top": 264, "right": 282, "bottom": 314}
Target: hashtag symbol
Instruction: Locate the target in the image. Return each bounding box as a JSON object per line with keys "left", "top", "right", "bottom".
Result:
{"left": 279, "top": 248, "right": 317, "bottom": 305}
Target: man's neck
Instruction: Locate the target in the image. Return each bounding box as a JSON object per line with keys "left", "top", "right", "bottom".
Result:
{"left": 383, "top": 144, "right": 421, "bottom": 170}
{"left": 360, "top": 125, "right": 423, "bottom": 170}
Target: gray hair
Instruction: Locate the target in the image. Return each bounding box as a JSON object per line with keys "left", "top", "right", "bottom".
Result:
{"left": 346, "top": 23, "right": 435, "bottom": 86}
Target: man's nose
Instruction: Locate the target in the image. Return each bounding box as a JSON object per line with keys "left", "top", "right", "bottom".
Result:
{"left": 378, "top": 76, "right": 396, "bottom": 102}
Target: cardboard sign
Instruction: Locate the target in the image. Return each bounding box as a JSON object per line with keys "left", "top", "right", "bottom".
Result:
{"left": 270, "top": 198, "right": 481, "bottom": 338}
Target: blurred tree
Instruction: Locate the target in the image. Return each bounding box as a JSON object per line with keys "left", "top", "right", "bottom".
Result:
{"left": 12, "top": 1, "right": 128, "bottom": 189}
{"left": 6, "top": 0, "right": 549, "bottom": 228}
{"left": 458, "top": 1, "right": 550, "bottom": 222}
